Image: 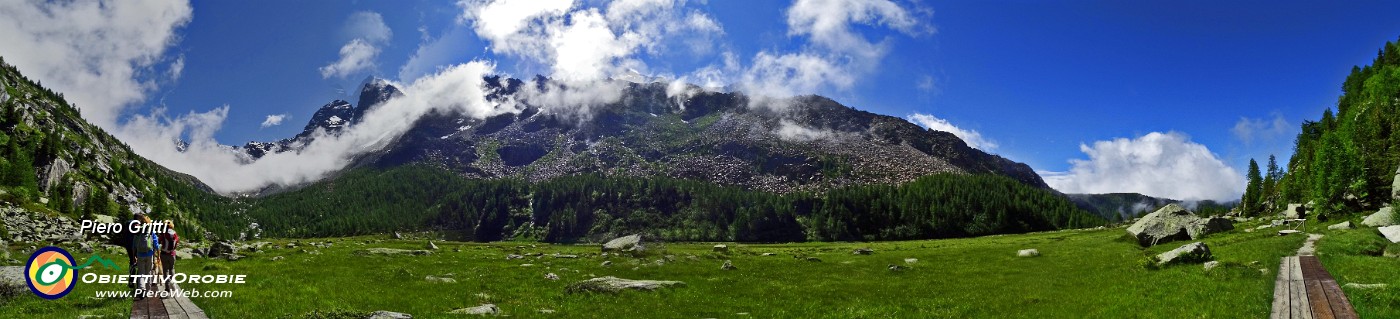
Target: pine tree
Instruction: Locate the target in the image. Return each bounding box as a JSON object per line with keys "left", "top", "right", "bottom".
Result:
{"left": 1244, "top": 159, "right": 1262, "bottom": 216}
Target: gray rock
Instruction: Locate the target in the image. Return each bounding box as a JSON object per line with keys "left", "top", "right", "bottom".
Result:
{"left": 447, "top": 304, "right": 500, "bottom": 315}
{"left": 208, "top": 241, "right": 237, "bottom": 258}
{"left": 270, "top": 256, "right": 284, "bottom": 261}
{"left": 852, "top": 248, "right": 874, "bottom": 255}
{"left": 601, "top": 261, "right": 612, "bottom": 267}
{"left": 0, "top": 266, "right": 24, "bottom": 292}
{"left": 888, "top": 264, "right": 908, "bottom": 271}
{"left": 1155, "top": 242, "right": 1212, "bottom": 266}
{"left": 1017, "top": 249, "right": 1040, "bottom": 257}
{"left": 367, "top": 310, "right": 413, "bottom": 319}
{"left": 565, "top": 276, "right": 685, "bottom": 293}
{"left": 1203, "top": 261, "right": 1220, "bottom": 271}
{"left": 39, "top": 158, "right": 72, "bottom": 194}
{"left": 78, "top": 242, "right": 93, "bottom": 253}
{"left": 392, "top": 232, "right": 403, "bottom": 240}
{"left": 1393, "top": 164, "right": 1399, "bottom": 202}
{"left": 712, "top": 244, "right": 728, "bottom": 253}
{"left": 1280, "top": 203, "right": 1307, "bottom": 219}
{"left": 426, "top": 241, "right": 438, "bottom": 250}
{"left": 804, "top": 257, "right": 822, "bottom": 262}
{"left": 425, "top": 275, "right": 456, "bottom": 283}
{"left": 506, "top": 254, "right": 523, "bottom": 260}
{"left": 545, "top": 273, "right": 560, "bottom": 280}
{"left": 760, "top": 253, "right": 777, "bottom": 256}
{"left": 176, "top": 248, "right": 194, "bottom": 259}
{"left": 1380, "top": 225, "right": 1400, "bottom": 243}
{"left": 1126, "top": 204, "right": 1206, "bottom": 246}
{"left": 1328, "top": 221, "right": 1354, "bottom": 230}
{"left": 904, "top": 258, "right": 918, "bottom": 264}
{"left": 602, "top": 234, "right": 643, "bottom": 252}
{"left": 1193, "top": 217, "right": 1235, "bottom": 236}
{"left": 551, "top": 253, "right": 578, "bottom": 259}
{"left": 1362, "top": 207, "right": 1396, "bottom": 227}
{"left": 721, "top": 260, "right": 736, "bottom": 270}
{"left": 354, "top": 248, "right": 433, "bottom": 256}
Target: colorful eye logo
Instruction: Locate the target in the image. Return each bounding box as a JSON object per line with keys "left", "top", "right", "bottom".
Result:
{"left": 26, "top": 246, "right": 77, "bottom": 299}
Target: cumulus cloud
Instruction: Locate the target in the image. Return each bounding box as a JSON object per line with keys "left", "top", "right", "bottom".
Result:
{"left": 459, "top": 0, "right": 722, "bottom": 83}
{"left": 0, "top": 0, "right": 193, "bottom": 128}
{"left": 1040, "top": 132, "right": 1245, "bottom": 201}
{"left": 260, "top": 114, "right": 289, "bottom": 128}
{"left": 398, "top": 25, "right": 474, "bottom": 82}
{"left": 319, "top": 11, "right": 393, "bottom": 79}
{"left": 906, "top": 113, "right": 997, "bottom": 151}
{"left": 125, "top": 61, "right": 509, "bottom": 193}
{"left": 679, "top": 0, "right": 932, "bottom": 109}
{"left": 1231, "top": 112, "right": 1290, "bottom": 145}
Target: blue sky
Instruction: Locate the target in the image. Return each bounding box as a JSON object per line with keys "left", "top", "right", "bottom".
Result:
{"left": 4, "top": 0, "right": 1400, "bottom": 199}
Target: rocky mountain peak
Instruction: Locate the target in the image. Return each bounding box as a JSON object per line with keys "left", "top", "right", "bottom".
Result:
{"left": 353, "top": 76, "right": 401, "bottom": 123}
{"left": 305, "top": 99, "right": 354, "bottom": 133}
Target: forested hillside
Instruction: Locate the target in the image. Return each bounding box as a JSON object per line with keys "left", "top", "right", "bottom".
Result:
{"left": 1240, "top": 37, "right": 1400, "bottom": 218}
{"left": 0, "top": 58, "right": 235, "bottom": 241}
{"left": 246, "top": 165, "right": 1103, "bottom": 242}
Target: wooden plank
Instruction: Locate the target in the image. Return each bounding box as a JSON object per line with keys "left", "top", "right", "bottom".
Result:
{"left": 131, "top": 293, "right": 150, "bottom": 319}
{"left": 1272, "top": 257, "right": 1291, "bottom": 319}
{"left": 162, "top": 296, "right": 189, "bottom": 319}
{"left": 1304, "top": 280, "right": 1336, "bottom": 319}
{"left": 1320, "top": 280, "right": 1358, "bottom": 319}
{"left": 1288, "top": 257, "right": 1313, "bottom": 319}
{"left": 148, "top": 296, "right": 170, "bottom": 319}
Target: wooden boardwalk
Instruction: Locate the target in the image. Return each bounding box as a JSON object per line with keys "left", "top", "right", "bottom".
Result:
{"left": 131, "top": 283, "right": 209, "bottom": 319}
{"left": 1271, "top": 256, "right": 1357, "bottom": 319}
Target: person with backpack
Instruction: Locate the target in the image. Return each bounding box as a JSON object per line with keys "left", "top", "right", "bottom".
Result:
{"left": 131, "top": 214, "right": 159, "bottom": 300}
{"left": 158, "top": 219, "right": 179, "bottom": 294}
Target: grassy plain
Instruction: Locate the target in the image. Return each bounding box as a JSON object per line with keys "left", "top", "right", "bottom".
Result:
{"left": 12, "top": 217, "right": 1379, "bottom": 318}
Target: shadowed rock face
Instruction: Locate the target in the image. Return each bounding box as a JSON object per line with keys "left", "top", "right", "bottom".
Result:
{"left": 244, "top": 77, "right": 1052, "bottom": 195}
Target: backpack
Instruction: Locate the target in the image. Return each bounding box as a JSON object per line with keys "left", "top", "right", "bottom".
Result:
{"left": 133, "top": 231, "right": 154, "bottom": 254}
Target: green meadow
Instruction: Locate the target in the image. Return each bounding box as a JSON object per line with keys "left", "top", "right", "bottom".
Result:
{"left": 10, "top": 213, "right": 1398, "bottom": 319}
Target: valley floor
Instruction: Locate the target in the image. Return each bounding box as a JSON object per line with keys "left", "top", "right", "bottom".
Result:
{"left": 4, "top": 219, "right": 1398, "bottom": 318}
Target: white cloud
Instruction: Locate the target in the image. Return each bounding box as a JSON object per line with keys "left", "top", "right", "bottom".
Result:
{"left": 1040, "top": 132, "right": 1245, "bottom": 201}
{"left": 0, "top": 0, "right": 193, "bottom": 129}
{"left": 786, "top": 0, "right": 930, "bottom": 55}
{"left": 126, "top": 61, "right": 509, "bottom": 194}
{"left": 260, "top": 114, "right": 289, "bottom": 128}
{"left": 398, "top": 25, "right": 474, "bottom": 82}
{"left": 169, "top": 54, "right": 186, "bottom": 81}
{"left": 459, "top": 0, "right": 722, "bottom": 83}
{"left": 775, "top": 119, "right": 835, "bottom": 141}
{"left": 712, "top": 0, "right": 931, "bottom": 108}
{"left": 906, "top": 113, "right": 997, "bottom": 151}
{"left": 916, "top": 75, "right": 935, "bottom": 93}
{"left": 344, "top": 11, "right": 393, "bottom": 44}
{"left": 319, "top": 39, "right": 380, "bottom": 79}
{"left": 320, "top": 11, "right": 393, "bottom": 79}
{"left": 1231, "top": 112, "right": 1289, "bottom": 145}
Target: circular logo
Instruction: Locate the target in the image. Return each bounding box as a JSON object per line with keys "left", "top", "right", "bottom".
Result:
{"left": 25, "top": 246, "right": 77, "bottom": 300}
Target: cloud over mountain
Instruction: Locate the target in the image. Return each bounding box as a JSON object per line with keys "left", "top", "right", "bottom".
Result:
{"left": 1041, "top": 131, "right": 1245, "bottom": 201}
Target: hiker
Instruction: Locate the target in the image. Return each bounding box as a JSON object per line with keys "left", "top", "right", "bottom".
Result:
{"left": 159, "top": 220, "right": 179, "bottom": 293}
{"left": 123, "top": 213, "right": 140, "bottom": 290}
{"left": 132, "top": 213, "right": 160, "bottom": 300}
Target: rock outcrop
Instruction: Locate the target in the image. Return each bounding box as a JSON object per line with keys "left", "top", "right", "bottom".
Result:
{"left": 1380, "top": 225, "right": 1400, "bottom": 243}
{"left": 1155, "top": 242, "right": 1212, "bottom": 266}
{"left": 565, "top": 276, "right": 685, "bottom": 293}
{"left": 601, "top": 234, "right": 642, "bottom": 252}
{"left": 447, "top": 304, "right": 500, "bottom": 315}
{"left": 0, "top": 206, "right": 81, "bottom": 243}
{"left": 1126, "top": 204, "right": 1232, "bottom": 246}
{"left": 1362, "top": 207, "right": 1396, "bottom": 227}
{"left": 1017, "top": 249, "right": 1040, "bottom": 257}
{"left": 354, "top": 248, "right": 433, "bottom": 256}
{"left": 1328, "top": 221, "right": 1354, "bottom": 230}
